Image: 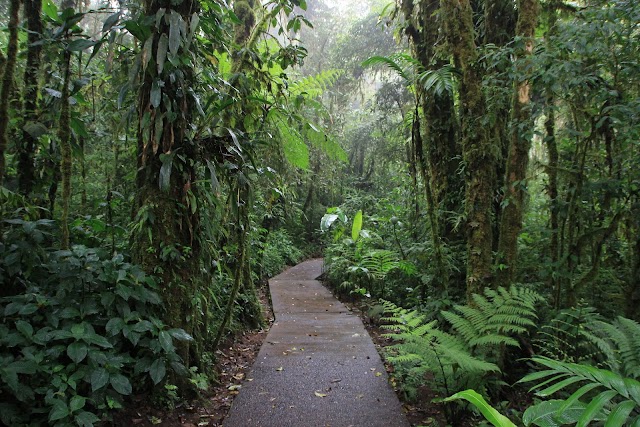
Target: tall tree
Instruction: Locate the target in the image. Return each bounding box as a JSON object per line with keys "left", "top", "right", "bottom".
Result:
{"left": 0, "top": 0, "right": 21, "bottom": 185}
{"left": 495, "top": 0, "right": 540, "bottom": 286}
{"left": 441, "top": 0, "right": 496, "bottom": 297}
{"left": 17, "top": 0, "right": 43, "bottom": 197}
{"left": 132, "top": 0, "right": 202, "bottom": 370}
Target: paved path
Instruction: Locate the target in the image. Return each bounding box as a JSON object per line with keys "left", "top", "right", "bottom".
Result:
{"left": 224, "top": 258, "right": 409, "bottom": 427}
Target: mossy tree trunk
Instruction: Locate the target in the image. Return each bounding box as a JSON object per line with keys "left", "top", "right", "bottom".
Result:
{"left": 441, "top": 0, "right": 496, "bottom": 298}
{"left": 58, "top": 48, "right": 72, "bottom": 249}
{"left": 0, "top": 0, "right": 20, "bottom": 185}
{"left": 401, "top": 0, "right": 462, "bottom": 294}
{"left": 495, "top": 0, "right": 540, "bottom": 286}
{"left": 132, "top": 0, "right": 202, "bottom": 372}
{"left": 18, "top": 0, "right": 43, "bottom": 197}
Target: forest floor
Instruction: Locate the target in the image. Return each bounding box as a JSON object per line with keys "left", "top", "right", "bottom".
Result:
{"left": 115, "top": 268, "right": 445, "bottom": 427}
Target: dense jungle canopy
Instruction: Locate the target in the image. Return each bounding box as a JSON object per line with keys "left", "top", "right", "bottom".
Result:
{"left": 1, "top": 0, "right": 639, "bottom": 425}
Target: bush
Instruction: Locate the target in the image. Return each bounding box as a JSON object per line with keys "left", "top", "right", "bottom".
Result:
{"left": 0, "top": 219, "right": 192, "bottom": 426}
{"left": 260, "top": 229, "right": 303, "bottom": 278}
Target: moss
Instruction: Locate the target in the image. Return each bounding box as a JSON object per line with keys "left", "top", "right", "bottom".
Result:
{"left": 0, "top": 0, "right": 20, "bottom": 185}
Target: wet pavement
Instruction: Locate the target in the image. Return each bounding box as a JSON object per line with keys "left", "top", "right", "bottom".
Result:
{"left": 223, "top": 258, "right": 409, "bottom": 427}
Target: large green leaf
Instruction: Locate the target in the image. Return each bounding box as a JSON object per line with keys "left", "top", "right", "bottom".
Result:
{"left": 444, "top": 390, "right": 517, "bottom": 427}
{"left": 110, "top": 374, "right": 132, "bottom": 395}
{"left": 149, "top": 359, "right": 166, "bottom": 384}
{"left": 352, "top": 210, "right": 363, "bottom": 241}
{"left": 523, "top": 400, "right": 587, "bottom": 427}
{"left": 90, "top": 368, "right": 109, "bottom": 391}
{"left": 67, "top": 342, "right": 88, "bottom": 363}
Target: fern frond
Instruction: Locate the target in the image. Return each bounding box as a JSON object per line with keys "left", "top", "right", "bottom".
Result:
{"left": 361, "top": 53, "right": 421, "bottom": 84}
{"left": 445, "top": 285, "right": 540, "bottom": 354}
{"left": 289, "top": 69, "right": 343, "bottom": 98}
{"left": 585, "top": 316, "right": 640, "bottom": 379}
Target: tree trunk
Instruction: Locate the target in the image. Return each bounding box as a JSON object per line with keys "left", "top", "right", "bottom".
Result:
{"left": 59, "top": 49, "right": 72, "bottom": 249}
{"left": 0, "top": 0, "right": 20, "bottom": 185}
{"left": 441, "top": 0, "right": 496, "bottom": 297}
{"left": 626, "top": 218, "right": 640, "bottom": 321}
{"left": 18, "top": 0, "right": 43, "bottom": 197}
{"left": 402, "top": 0, "right": 462, "bottom": 244}
{"left": 495, "top": 0, "right": 539, "bottom": 286}
{"left": 132, "top": 0, "right": 201, "bottom": 373}
{"left": 546, "top": 95, "right": 560, "bottom": 307}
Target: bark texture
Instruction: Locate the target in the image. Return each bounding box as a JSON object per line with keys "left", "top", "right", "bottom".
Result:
{"left": 495, "top": 0, "right": 540, "bottom": 286}
{"left": 18, "top": 0, "right": 43, "bottom": 196}
{"left": 133, "top": 0, "right": 201, "bottom": 372}
{"left": 441, "top": 0, "right": 496, "bottom": 297}
{"left": 0, "top": 0, "right": 21, "bottom": 184}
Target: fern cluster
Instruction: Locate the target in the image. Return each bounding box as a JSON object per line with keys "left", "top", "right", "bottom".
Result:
{"left": 583, "top": 317, "right": 640, "bottom": 380}
{"left": 442, "top": 286, "right": 543, "bottom": 357}
{"left": 380, "top": 286, "right": 542, "bottom": 421}
{"left": 535, "top": 306, "right": 640, "bottom": 380}
{"left": 533, "top": 304, "right": 603, "bottom": 363}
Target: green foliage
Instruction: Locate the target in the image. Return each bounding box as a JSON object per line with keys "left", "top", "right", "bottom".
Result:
{"left": 583, "top": 317, "right": 640, "bottom": 380}
{"left": 380, "top": 286, "right": 541, "bottom": 421}
{"left": 0, "top": 220, "right": 192, "bottom": 426}
{"left": 533, "top": 305, "right": 604, "bottom": 363}
{"left": 260, "top": 229, "right": 304, "bottom": 278}
{"left": 442, "top": 286, "right": 543, "bottom": 354}
{"left": 444, "top": 390, "right": 517, "bottom": 427}
{"left": 520, "top": 357, "right": 640, "bottom": 427}
{"left": 535, "top": 307, "right": 640, "bottom": 380}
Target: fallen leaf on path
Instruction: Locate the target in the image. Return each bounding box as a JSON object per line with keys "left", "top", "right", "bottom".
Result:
{"left": 227, "top": 385, "right": 241, "bottom": 391}
{"left": 233, "top": 373, "right": 245, "bottom": 380}
{"left": 276, "top": 366, "right": 283, "bottom": 371}
{"left": 330, "top": 378, "right": 341, "bottom": 383}
{"left": 314, "top": 391, "right": 327, "bottom": 397}
{"left": 375, "top": 372, "right": 382, "bottom": 377}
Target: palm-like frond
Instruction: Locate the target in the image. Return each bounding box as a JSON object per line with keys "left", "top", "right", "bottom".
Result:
{"left": 288, "top": 69, "right": 343, "bottom": 98}
{"left": 520, "top": 356, "right": 640, "bottom": 427}
{"left": 361, "top": 53, "right": 421, "bottom": 84}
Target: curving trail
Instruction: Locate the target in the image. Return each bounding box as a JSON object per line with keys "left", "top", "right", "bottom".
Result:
{"left": 223, "top": 258, "right": 409, "bottom": 427}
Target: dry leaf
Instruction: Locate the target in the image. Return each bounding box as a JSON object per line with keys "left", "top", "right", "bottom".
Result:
{"left": 233, "top": 373, "right": 245, "bottom": 380}
{"left": 276, "top": 366, "right": 284, "bottom": 371}
{"left": 375, "top": 372, "right": 382, "bottom": 377}
{"left": 314, "top": 391, "right": 327, "bottom": 397}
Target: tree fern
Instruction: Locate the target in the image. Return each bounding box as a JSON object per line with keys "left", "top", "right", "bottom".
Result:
{"left": 288, "top": 68, "right": 343, "bottom": 98}
{"left": 362, "top": 53, "right": 458, "bottom": 98}
{"left": 361, "top": 53, "right": 420, "bottom": 84}
{"left": 520, "top": 356, "right": 640, "bottom": 427}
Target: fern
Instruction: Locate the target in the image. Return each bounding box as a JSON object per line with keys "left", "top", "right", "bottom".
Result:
{"left": 288, "top": 68, "right": 343, "bottom": 98}
{"left": 380, "top": 287, "right": 542, "bottom": 422}
{"left": 359, "top": 250, "right": 400, "bottom": 280}
{"left": 534, "top": 306, "right": 640, "bottom": 380}
{"left": 520, "top": 356, "right": 640, "bottom": 427}
{"left": 361, "top": 53, "right": 420, "bottom": 84}
{"left": 362, "top": 54, "right": 458, "bottom": 98}
{"left": 533, "top": 305, "right": 603, "bottom": 363}
{"left": 442, "top": 286, "right": 542, "bottom": 356}
{"left": 584, "top": 316, "right": 640, "bottom": 379}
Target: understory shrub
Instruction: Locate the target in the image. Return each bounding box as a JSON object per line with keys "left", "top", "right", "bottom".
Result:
{"left": 260, "top": 229, "right": 303, "bottom": 278}
{"left": 0, "top": 219, "right": 192, "bottom": 426}
{"left": 381, "top": 286, "right": 542, "bottom": 422}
